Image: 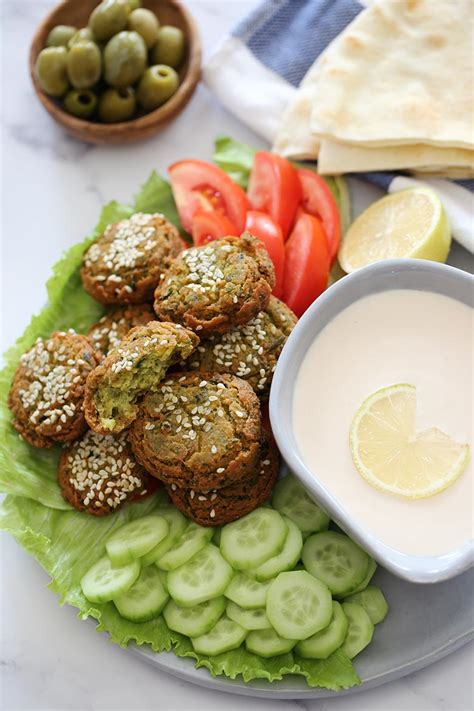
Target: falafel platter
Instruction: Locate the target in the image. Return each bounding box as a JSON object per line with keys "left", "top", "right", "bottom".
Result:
{"left": 0, "top": 139, "right": 389, "bottom": 692}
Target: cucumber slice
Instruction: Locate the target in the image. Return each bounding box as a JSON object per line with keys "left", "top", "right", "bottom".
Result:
{"left": 345, "top": 586, "right": 388, "bottom": 625}
{"left": 141, "top": 508, "right": 187, "bottom": 566}
{"left": 224, "top": 574, "right": 272, "bottom": 610}
{"left": 113, "top": 565, "right": 169, "bottom": 622}
{"left": 167, "top": 544, "right": 234, "bottom": 607}
{"left": 272, "top": 476, "right": 330, "bottom": 533}
{"left": 81, "top": 556, "right": 140, "bottom": 603}
{"left": 266, "top": 571, "right": 332, "bottom": 640}
{"left": 163, "top": 597, "right": 226, "bottom": 637}
{"left": 245, "top": 628, "right": 296, "bottom": 658}
{"left": 302, "top": 531, "right": 369, "bottom": 596}
{"left": 341, "top": 602, "right": 374, "bottom": 659}
{"left": 220, "top": 508, "right": 287, "bottom": 570}
{"left": 338, "top": 558, "right": 377, "bottom": 599}
{"left": 106, "top": 515, "right": 169, "bottom": 566}
{"left": 156, "top": 567, "right": 168, "bottom": 593}
{"left": 295, "top": 601, "right": 348, "bottom": 659}
{"left": 252, "top": 517, "right": 303, "bottom": 581}
{"left": 226, "top": 601, "right": 271, "bottom": 631}
{"left": 191, "top": 615, "right": 247, "bottom": 655}
{"left": 212, "top": 527, "right": 222, "bottom": 546}
{"left": 156, "top": 523, "right": 213, "bottom": 571}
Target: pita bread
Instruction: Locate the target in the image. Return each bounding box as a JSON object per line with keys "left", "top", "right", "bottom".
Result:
{"left": 273, "top": 57, "right": 323, "bottom": 159}
{"left": 412, "top": 167, "right": 474, "bottom": 179}
{"left": 310, "top": 0, "right": 474, "bottom": 149}
{"left": 318, "top": 138, "right": 474, "bottom": 175}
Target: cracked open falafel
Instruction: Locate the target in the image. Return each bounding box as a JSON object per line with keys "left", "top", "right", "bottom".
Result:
{"left": 84, "top": 321, "right": 199, "bottom": 435}
{"left": 87, "top": 304, "right": 156, "bottom": 359}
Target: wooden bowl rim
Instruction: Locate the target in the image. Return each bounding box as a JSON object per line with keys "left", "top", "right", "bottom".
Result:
{"left": 29, "top": 0, "right": 202, "bottom": 140}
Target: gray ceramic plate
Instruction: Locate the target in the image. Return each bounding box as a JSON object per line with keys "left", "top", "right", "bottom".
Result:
{"left": 130, "top": 567, "right": 473, "bottom": 699}
{"left": 130, "top": 186, "right": 474, "bottom": 698}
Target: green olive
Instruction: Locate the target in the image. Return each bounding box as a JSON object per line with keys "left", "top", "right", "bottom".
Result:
{"left": 66, "top": 40, "right": 102, "bottom": 89}
{"left": 125, "top": 0, "right": 142, "bottom": 9}
{"left": 63, "top": 89, "right": 98, "bottom": 119}
{"left": 127, "top": 8, "right": 159, "bottom": 49}
{"left": 35, "top": 47, "right": 69, "bottom": 97}
{"left": 98, "top": 87, "right": 136, "bottom": 122}
{"left": 152, "top": 25, "right": 185, "bottom": 68}
{"left": 103, "top": 31, "right": 147, "bottom": 87}
{"left": 89, "top": 0, "right": 130, "bottom": 42}
{"left": 67, "top": 27, "right": 95, "bottom": 48}
{"left": 45, "top": 25, "right": 77, "bottom": 47}
{"left": 137, "top": 64, "right": 179, "bottom": 111}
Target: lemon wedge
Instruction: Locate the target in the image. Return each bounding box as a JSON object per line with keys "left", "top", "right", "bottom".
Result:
{"left": 350, "top": 384, "right": 470, "bottom": 499}
{"left": 339, "top": 188, "right": 451, "bottom": 273}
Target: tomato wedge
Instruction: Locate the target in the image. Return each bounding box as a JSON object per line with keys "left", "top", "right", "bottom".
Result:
{"left": 298, "top": 169, "right": 341, "bottom": 265}
{"left": 247, "top": 152, "right": 301, "bottom": 239}
{"left": 283, "top": 213, "right": 330, "bottom": 317}
{"left": 191, "top": 210, "right": 238, "bottom": 246}
{"left": 169, "top": 159, "right": 249, "bottom": 234}
{"left": 245, "top": 211, "right": 285, "bottom": 299}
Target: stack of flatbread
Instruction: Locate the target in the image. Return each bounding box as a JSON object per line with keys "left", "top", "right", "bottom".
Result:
{"left": 273, "top": 0, "right": 474, "bottom": 177}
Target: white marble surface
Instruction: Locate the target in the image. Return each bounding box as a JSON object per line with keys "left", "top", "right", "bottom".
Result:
{"left": 0, "top": 1, "right": 472, "bottom": 709}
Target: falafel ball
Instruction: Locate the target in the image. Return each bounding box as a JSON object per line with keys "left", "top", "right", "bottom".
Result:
{"left": 165, "top": 435, "right": 279, "bottom": 526}
{"left": 153, "top": 234, "right": 275, "bottom": 337}
{"left": 129, "top": 372, "right": 262, "bottom": 490}
{"left": 87, "top": 304, "right": 156, "bottom": 359}
{"left": 184, "top": 296, "right": 297, "bottom": 394}
{"left": 8, "top": 331, "right": 99, "bottom": 448}
{"left": 58, "top": 429, "right": 157, "bottom": 516}
{"left": 81, "top": 212, "right": 184, "bottom": 305}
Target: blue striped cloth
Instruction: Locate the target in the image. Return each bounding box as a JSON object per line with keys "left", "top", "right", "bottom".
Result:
{"left": 231, "top": 0, "right": 474, "bottom": 196}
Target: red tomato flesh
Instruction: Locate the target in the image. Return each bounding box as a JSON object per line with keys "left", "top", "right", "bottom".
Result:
{"left": 247, "top": 152, "right": 302, "bottom": 239}
{"left": 169, "top": 160, "right": 249, "bottom": 234}
{"left": 245, "top": 211, "right": 285, "bottom": 299}
{"left": 298, "top": 169, "right": 341, "bottom": 264}
{"left": 191, "top": 210, "right": 238, "bottom": 246}
{"left": 283, "top": 213, "right": 330, "bottom": 317}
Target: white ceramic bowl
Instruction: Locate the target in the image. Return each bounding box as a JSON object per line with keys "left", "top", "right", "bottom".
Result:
{"left": 270, "top": 259, "right": 473, "bottom": 583}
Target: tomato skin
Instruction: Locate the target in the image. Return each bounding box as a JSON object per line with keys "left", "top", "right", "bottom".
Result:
{"left": 245, "top": 211, "right": 285, "bottom": 299}
{"left": 169, "top": 160, "right": 249, "bottom": 234}
{"left": 298, "top": 169, "right": 341, "bottom": 264}
{"left": 247, "top": 152, "right": 302, "bottom": 239}
{"left": 191, "top": 210, "right": 238, "bottom": 246}
{"left": 283, "top": 213, "right": 330, "bottom": 317}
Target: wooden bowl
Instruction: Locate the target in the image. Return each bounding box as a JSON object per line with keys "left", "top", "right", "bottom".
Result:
{"left": 29, "top": 0, "right": 201, "bottom": 144}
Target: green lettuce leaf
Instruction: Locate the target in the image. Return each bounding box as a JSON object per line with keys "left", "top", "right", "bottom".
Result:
{"left": 213, "top": 136, "right": 256, "bottom": 188}
{"left": 134, "top": 171, "right": 187, "bottom": 239}
{"left": 0, "top": 164, "right": 360, "bottom": 690}
{"left": 0, "top": 493, "right": 359, "bottom": 690}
